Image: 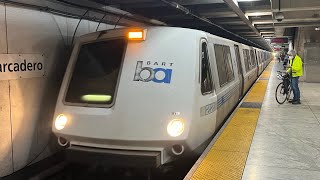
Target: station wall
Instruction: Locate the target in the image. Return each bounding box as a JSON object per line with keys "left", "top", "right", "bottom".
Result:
{"left": 0, "top": 3, "right": 114, "bottom": 177}
{"left": 294, "top": 27, "right": 320, "bottom": 59}
{"left": 293, "top": 27, "right": 320, "bottom": 82}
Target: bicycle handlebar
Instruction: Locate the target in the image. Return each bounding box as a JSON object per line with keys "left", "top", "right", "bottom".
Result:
{"left": 277, "top": 71, "right": 289, "bottom": 75}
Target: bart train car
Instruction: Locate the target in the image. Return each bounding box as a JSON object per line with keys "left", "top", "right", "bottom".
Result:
{"left": 52, "top": 27, "right": 272, "bottom": 168}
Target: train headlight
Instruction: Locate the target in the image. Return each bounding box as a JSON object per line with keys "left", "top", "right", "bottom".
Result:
{"left": 55, "top": 114, "right": 68, "bottom": 130}
{"left": 167, "top": 119, "right": 185, "bottom": 137}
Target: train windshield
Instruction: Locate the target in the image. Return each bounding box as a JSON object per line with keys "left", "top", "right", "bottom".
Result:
{"left": 65, "top": 39, "right": 126, "bottom": 106}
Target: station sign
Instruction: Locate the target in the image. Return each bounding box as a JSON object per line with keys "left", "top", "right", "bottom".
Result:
{"left": 271, "top": 38, "right": 288, "bottom": 44}
{"left": 0, "top": 54, "right": 45, "bottom": 81}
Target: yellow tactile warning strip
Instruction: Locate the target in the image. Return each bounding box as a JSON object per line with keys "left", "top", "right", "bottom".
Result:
{"left": 188, "top": 61, "right": 275, "bottom": 180}
{"left": 243, "top": 80, "right": 269, "bottom": 103}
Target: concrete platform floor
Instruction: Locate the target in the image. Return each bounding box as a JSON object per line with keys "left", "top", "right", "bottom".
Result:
{"left": 242, "top": 61, "right": 320, "bottom": 180}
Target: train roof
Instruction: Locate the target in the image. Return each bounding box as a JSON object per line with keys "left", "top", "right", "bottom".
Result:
{"left": 77, "top": 26, "right": 270, "bottom": 52}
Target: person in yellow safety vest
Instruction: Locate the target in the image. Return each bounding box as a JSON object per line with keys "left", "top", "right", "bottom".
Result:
{"left": 286, "top": 50, "right": 303, "bottom": 104}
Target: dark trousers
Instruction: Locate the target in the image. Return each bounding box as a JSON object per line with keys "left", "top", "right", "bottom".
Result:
{"left": 291, "top": 77, "right": 300, "bottom": 101}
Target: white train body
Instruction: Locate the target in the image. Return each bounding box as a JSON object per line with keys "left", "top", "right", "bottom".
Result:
{"left": 52, "top": 27, "right": 272, "bottom": 167}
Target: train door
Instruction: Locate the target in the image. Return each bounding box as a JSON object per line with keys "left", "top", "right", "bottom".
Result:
{"left": 198, "top": 39, "right": 217, "bottom": 136}
{"left": 253, "top": 49, "right": 259, "bottom": 76}
{"left": 234, "top": 45, "right": 244, "bottom": 99}
{"left": 251, "top": 49, "right": 258, "bottom": 77}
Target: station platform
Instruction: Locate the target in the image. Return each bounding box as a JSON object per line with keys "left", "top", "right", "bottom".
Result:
{"left": 185, "top": 60, "right": 320, "bottom": 180}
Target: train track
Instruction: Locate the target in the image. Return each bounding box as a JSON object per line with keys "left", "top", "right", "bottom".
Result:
{"left": 31, "top": 157, "right": 197, "bottom": 180}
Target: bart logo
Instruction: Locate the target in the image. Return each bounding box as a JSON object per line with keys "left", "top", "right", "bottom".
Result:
{"left": 133, "top": 61, "right": 172, "bottom": 84}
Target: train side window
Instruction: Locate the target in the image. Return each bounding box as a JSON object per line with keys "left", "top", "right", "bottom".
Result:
{"left": 265, "top": 52, "right": 267, "bottom": 61}
{"left": 257, "top": 52, "right": 260, "bottom": 64}
{"left": 242, "top": 49, "right": 250, "bottom": 72}
{"left": 214, "top": 44, "right": 235, "bottom": 87}
{"left": 258, "top": 51, "right": 261, "bottom": 64}
{"left": 215, "top": 45, "right": 227, "bottom": 86}
{"left": 201, "top": 41, "right": 213, "bottom": 95}
{"left": 224, "top": 46, "right": 235, "bottom": 83}
{"left": 250, "top": 50, "right": 257, "bottom": 67}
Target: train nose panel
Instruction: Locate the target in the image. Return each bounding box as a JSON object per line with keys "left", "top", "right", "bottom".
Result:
{"left": 66, "top": 145, "right": 161, "bottom": 168}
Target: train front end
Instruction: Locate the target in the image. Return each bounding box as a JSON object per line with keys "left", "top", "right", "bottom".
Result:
{"left": 52, "top": 27, "right": 202, "bottom": 167}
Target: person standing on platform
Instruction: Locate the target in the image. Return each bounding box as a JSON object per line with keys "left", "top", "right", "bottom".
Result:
{"left": 287, "top": 50, "right": 303, "bottom": 104}
{"left": 281, "top": 53, "right": 285, "bottom": 62}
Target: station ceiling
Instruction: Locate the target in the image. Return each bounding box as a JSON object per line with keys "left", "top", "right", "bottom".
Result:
{"left": 93, "top": 0, "right": 275, "bottom": 50}
{"left": 81, "top": 0, "right": 320, "bottom": 51}
{"left": 5, "top": 0, "right": 320, "bottom": 51}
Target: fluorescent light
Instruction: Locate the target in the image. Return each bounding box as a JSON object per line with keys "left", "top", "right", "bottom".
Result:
{"left": 245, "top": 12, "right": 273, "bottom": 17}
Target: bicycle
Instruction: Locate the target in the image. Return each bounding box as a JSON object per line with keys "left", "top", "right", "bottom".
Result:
{"left": 275, "top": 71, "right": 292, "bottom": 104}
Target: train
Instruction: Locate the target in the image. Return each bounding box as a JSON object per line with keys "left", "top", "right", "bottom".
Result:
{"left": 52, "top": 27, "right": 272, "bottom": 168}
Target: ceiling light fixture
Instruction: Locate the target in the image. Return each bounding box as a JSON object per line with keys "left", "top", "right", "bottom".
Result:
{"left": 245, "top": 12, "right": 273, "bottom": 17}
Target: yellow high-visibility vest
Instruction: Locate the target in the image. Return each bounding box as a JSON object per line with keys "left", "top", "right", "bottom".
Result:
{"left": 287, "top": 55, "right": 303, "bottom": 77}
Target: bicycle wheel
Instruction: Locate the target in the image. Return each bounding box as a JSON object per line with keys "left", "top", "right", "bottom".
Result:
{"left": 275, "top": 82, "right": 287, "bottom": 104}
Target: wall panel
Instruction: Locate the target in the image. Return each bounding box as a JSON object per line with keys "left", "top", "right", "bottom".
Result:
{"left": 6, "top": 6, "right": 67, "bottom": 171}
{"left": 0, "top": 3, "right": 13, "bottom": 177}
{"left": 0, "top": 3, "right": 114, "bottom": 176}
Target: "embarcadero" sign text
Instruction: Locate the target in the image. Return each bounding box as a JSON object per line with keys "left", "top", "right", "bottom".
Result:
{"left": 0, "top": 54, "right": 45, "bottom": 80}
